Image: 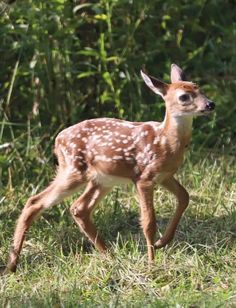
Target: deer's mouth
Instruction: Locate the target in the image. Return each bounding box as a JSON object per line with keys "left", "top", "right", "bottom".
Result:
{"left": 199, "top": 100, "right": 215, "bottom": 115}
{"left": 200, "top": 109, "right": 215, "bottom": 114}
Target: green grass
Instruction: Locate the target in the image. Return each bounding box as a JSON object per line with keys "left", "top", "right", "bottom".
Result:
{"left": 0, "top": 137, "right": 236, "bottom": 307}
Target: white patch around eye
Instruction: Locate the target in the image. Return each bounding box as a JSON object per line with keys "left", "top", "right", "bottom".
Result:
{"left": 176, "top": 89, "right": 192, "bottom": 104}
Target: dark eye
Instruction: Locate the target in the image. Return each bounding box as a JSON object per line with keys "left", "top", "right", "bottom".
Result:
{"left": 179, "top": 94, "right": 190, "bottom": 102}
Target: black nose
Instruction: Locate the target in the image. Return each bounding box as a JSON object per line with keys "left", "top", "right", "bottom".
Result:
{"left": 206, "top": 100, "right": 215, "bottom": 111}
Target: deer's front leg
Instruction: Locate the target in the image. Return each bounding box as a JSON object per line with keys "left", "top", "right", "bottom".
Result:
{"left": 136, "top": 180, "right": 157, "bottom": 263}
{"left": 155, "top": 176, "right": 189, "bottom": 248}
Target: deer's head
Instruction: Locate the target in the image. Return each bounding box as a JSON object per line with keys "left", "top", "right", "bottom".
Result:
{"left": 141, "top": 64, "right": 215, "bottom": 117}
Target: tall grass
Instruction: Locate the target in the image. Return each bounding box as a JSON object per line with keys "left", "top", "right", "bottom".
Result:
{"left": 0, "top": 129, "right": 236, "bottom": 306}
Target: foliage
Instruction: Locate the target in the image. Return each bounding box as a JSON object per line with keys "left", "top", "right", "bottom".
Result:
{"left": 0, "top": 0, "right": 236, "bottom": 139}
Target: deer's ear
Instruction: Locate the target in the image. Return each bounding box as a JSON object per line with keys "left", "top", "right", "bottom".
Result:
{"left": 170, "top": 64, "right": 186, "bottom": 83}
{"left": 140, "top": 70, "right": 168, "bottom": 97}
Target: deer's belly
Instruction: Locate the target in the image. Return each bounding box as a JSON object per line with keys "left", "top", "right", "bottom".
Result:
{"left": 89, "top": 169, "right": 131, "bottom": 187}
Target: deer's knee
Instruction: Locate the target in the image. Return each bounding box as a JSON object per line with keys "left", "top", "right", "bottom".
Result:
{"left": 70, "top": 203, "right": 93, "bottom": 232}
{"left": 18, "top": 196, "right": 45, "bottom": 226}
{"left": 141, "top": 217, "right": 157, "bottom": 237}
{"left": 25, "top": 196, "right": 40, "bottom": 208}
{"left": 70, "top": 204, "right": 90, "bottom": 225}
{"left": 144, "top": 220, "right": 156, "bottom": 232}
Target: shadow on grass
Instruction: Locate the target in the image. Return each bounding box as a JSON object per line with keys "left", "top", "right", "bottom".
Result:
{"left": 1, "top": 196, "right": 235, "bottom": 271}
{"left": 42, "top": 204, "right": 236, "bottom": 256}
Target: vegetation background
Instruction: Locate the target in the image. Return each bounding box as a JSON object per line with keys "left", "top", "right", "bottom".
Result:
{"left": 0, "top": 0, "right": 235, "bottom": 307}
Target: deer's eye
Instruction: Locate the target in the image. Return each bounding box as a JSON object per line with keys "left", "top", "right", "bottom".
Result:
{"left": 179, "top": 94, "right": 190, "bottom": 102}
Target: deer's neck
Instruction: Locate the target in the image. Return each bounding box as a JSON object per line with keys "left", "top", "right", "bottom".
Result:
{"left": 162, "top": 112, "right": 193, "bottom": 146}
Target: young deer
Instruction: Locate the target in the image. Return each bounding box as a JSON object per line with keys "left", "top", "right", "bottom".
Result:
{"left": 6, "top": 64, "right": 215, "bottom": 272}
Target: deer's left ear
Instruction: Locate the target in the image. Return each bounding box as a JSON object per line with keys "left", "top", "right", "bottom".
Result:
{"left": 170, "top": 64, "right": 186, "bottom": 83}
{"left": 140, "top": 70, "right": 168, "bottom": 98}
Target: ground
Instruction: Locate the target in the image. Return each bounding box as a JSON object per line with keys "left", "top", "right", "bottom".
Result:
{"left": 0, "top": 147, "right": 236, "bottom": 307}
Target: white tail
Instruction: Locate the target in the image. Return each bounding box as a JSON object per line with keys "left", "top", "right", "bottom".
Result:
{"left": 6, "top": 64, "right": 215, "bottom": 272}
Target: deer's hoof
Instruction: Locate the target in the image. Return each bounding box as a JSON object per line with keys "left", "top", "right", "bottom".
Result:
{"left": 154, "top": 237, "right": 171, "bottom": 249}
{"left": 2, "top": 263, "right": 17, "bottom": 274}
{"left": 0, "top": 266, "right": 13, "bottom": 276}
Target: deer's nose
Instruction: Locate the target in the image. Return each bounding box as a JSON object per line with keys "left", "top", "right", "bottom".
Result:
{"left": 206, "top": 100, "right": 215, "bottom": 111}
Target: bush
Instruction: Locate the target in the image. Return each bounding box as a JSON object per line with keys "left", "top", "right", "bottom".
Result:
{"left": 1, "top": 0, "right": 236, "bottom": 146}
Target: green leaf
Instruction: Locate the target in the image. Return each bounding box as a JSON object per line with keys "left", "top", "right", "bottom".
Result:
{"left": 77, "top": 72, "right": 97, "bottom": 79}
{"left": 102, "top": 71, "right": 114, "bottom": 91}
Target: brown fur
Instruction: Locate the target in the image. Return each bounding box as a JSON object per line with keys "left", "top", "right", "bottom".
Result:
{"left": 169, "top": 81, "right": 199, "bottom": 92}
{"left": 5, "top": 65, "right": 214, "bottom": 272}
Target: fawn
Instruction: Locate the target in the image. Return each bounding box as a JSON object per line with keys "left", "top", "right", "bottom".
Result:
{"left": 6, "top": 64, "right": 215, "bottom": 272}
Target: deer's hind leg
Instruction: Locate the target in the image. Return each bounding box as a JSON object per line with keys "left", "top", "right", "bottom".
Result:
{"left": 7, "top": 168, "right": 84, "bottom": 272}
{"left": 136, "top": 180, "right": 157, "bottom": 263}
{"left": 70, "top": 181, "right": 110, "bottom": 253}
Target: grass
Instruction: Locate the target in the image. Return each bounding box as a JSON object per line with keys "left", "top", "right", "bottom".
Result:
{"left": 0, "top": 129, "right": 236, "bottom": 307}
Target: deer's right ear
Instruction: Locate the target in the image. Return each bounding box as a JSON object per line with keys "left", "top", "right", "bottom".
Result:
{"left": 170, "top": 64, "right": 186, "bottom": 83}
{"left": 140, "top": 70, "right": 168, "bottom": 98}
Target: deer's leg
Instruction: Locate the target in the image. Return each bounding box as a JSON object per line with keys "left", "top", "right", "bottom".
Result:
{"left": 155, "top": 176, "right": 189, "bottom": 248}
{"left": 70, "top": 181, "right": 110, "bottom": 253}
{"left": 136, "top": 181, "right": 156, "bottom": 263}
{"left": 7, "top": 173, "right": 82, "bottom": 272}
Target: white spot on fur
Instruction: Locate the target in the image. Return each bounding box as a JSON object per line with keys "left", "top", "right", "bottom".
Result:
{"left": 153, "top": 136, "right": 160, "bottom": 144}
{"left": 160, "top": 136, "right": 167, "bottom": 145}
{"left": 101, "top": 142, "right": 108, "bottom": 147}
{"left": 144, "top": 144, "right": 151, "bottom": 152}
{"left": 113, "top": 155, "right": 123, "bottom": 160}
